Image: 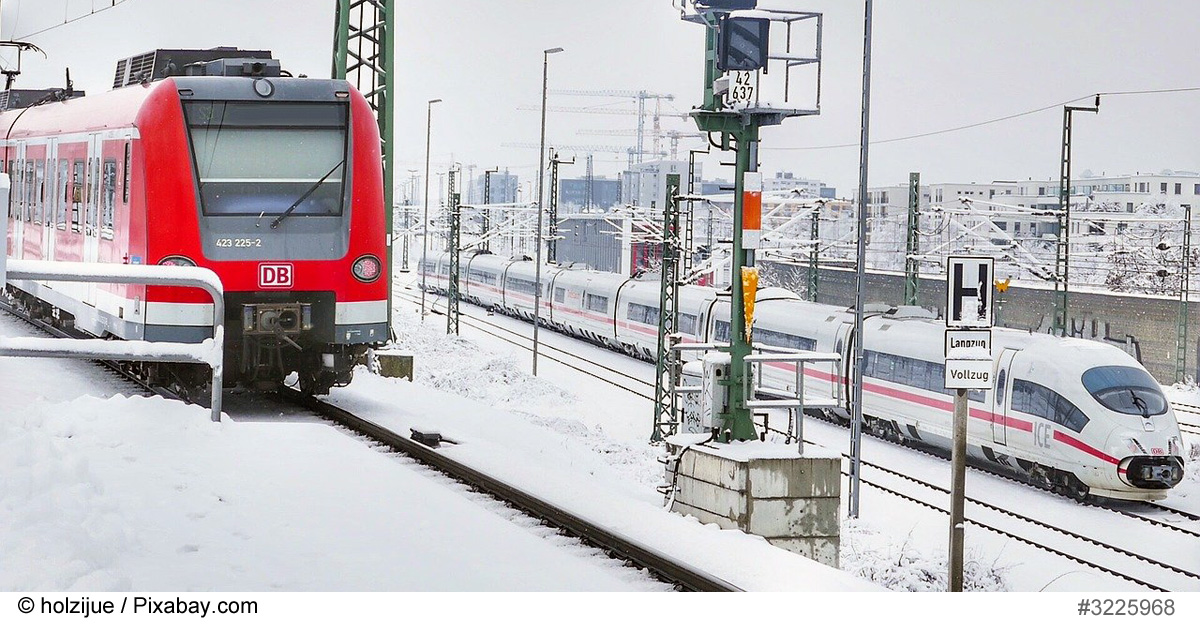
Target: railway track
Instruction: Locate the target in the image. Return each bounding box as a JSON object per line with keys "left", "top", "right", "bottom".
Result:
{"left": 1168, "top": 401, "right": 1200, "bottom": 436}
{"left": 275, "top": 388, "right": 739, "bottom": 592}
{"left": 400, "top": 286, "right": 1200, "bottom": 589}
{"left": 0, "top": 298, "right": 737, "bottom": 592}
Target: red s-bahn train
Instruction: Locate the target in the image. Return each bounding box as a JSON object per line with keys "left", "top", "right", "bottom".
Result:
{"left": 2, "top": 48, "right": 389, "bottom": 394}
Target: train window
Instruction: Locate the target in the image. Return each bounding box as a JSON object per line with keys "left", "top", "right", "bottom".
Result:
{"left": 1013, "top": 379, "right": 1091, "bottom": 432}
{"left": 504, "top": 277, "right": 537, "bottom": 295}
{"left": 123, "top": 142, "right": 131, "bottom": 204}
{"left": 71, "top": 160, "right": 84, "bottom": 232}
{"left": 585, "top": 293, "right": 609, "bottom": 313}
{"left": 757, "top": 328, "right": 816, "bottom": 351}
{"left": 56, "top": 160, "right": 69, "bottom": 229}
{"left": 554, "top": 287, "right": 566, "bottom": 303}
{"left": 182, "top": 101, "right": 349, "bottom": 217}
{"left": 627, "top": 303, "right": 659, "bottom": 325}
{"left": 10, "top": 160, "right": 20, "bottom": 220}
{"left": 1081, "top": 366, "right": 1168, "bottom": 417}
{"left": 36, "top": 160, "right": 46, "bottom": 225}
{"left": 714, "top": 320, "right": 730, "bottom": 343}
{"left": 468, "top": 270, "right": 496, "bottom": 285}
{"left": 678, "top": 313, "right": 698, "bottom": 336}
{"left": 24, "top": 161, "right": 34, "bottom": 222}
{"left": 102, "top": 160, "right": 117, "bottom": 238}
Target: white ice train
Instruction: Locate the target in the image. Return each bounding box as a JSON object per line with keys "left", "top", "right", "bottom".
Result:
{"left": 420, "top": 252, "right": 1186, "bottom": 502}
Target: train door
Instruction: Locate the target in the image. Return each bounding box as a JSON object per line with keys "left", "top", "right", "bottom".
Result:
{"left": 11, "top": 142, "right": 25, "bottom": 258}
{"left": 83, "top": 134, "right": 101, "bottom": 305}
{"left": 44, "top": 139, "right": 58, "bottom": 261}
{"left": 834, "top": 321, "right": 854, "bottom": 411}
{"left": 991, "top": 348, "right": 1018, "bottom": 445}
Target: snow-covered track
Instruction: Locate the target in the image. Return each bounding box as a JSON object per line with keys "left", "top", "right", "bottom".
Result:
{"left": 277, "top": 387, "right": 741, "bottom": 592}
{"left": 1167, "top": 401, "right": 1200, "bottom": 435}
{"left": 394, "top": 290, "right": 656, "bottom": 401}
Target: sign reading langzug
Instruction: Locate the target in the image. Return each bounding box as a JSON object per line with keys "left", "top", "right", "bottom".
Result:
{"left": 944, "top": 256, "right": 995, "bottom": 390}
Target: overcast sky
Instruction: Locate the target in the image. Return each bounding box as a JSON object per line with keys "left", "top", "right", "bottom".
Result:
{"left": 2, "top": 0, "right": 1198, "bottom": 196}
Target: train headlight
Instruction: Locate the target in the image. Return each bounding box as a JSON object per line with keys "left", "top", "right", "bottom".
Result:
{"left": 1168, "top": 436, "right": 1182, "bottom": 456}
{"left": 158, "top": 255, "right": 196, "bottom": 267}
{"left": 352, "top": 255, "right": 382, "bottom": 282}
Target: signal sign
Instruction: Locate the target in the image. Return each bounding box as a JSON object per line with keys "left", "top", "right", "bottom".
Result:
{"left": 945, "top": 256, "right": 994, "bottom": 329}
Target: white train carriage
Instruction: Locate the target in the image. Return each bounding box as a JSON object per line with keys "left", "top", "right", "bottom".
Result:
{"left": 496, "top": 258, "right": 561, "bottom": 322}
{"left": 462, "top": 253, "right": 507, "bottom": 308}
{"left": 612, "top": 280, "right": 715, "bottom": 359}
{"left": 546, "top": 268, "right": 627, "bottom": 348}
{"left": 415, "top": 254, "right": 1184, "bottom": 502}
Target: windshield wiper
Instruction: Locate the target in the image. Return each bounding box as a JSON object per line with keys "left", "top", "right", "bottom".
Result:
{"left": 269, "top": 159, "right": 345, "bottom": 230}
{"left": 1129, "top": 389, "right": 1150, "bottom": 418}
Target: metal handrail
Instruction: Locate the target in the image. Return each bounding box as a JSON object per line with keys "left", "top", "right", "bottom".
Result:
{"left": 3, "top": 260, "right": 225, "bottom": 421}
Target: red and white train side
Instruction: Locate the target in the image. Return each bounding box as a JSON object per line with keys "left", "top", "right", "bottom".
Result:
{"left": 3, "top": 50, "right": 389, "bottom": 393}
{"left": 422, "top": 251, "right": 1186, "bottom": 502}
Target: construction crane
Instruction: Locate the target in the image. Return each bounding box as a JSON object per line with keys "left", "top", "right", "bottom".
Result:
{"left": 577, "top": 128, "right": 707, "bottom": 160}
{"left": 547, "top": 89, "right": 676, "bottom": 164}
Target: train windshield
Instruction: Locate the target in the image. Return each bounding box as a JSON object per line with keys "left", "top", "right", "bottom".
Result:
{"left": 182, "top": 101, "right": 349, "bottom": 217}
{"left": 1081, "top": 366, "right": 1168, "bottom": 417}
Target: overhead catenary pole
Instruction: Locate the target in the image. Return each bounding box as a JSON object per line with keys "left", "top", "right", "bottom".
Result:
{"left": 905, "top": 171, "right": 921, "bottom": 306}
{"left": 447, "top": 167, "right": 461, "bottom": 335}
{"left": 1178, "top": 203, "right": 1192, "bottom": 383}
{"left": 482, "top": 167, "right": 498, "bottom": 251}
{"left": 849, "top": 0, "right": 874, "bottom": 519}
{"left": 548, "top": 150, "right": 574, "bottom": 264}
{"left": 533, "top": 47, "right": 565, "bottom": 376}
{"left": 652, "top": 174, "right": 683, "bottom": 442}
{"left": 1054, "top": 96, "right": 1100, "bottom": 337}
{"left": 332, "top": 0, "right": 395, "bottom": 335}
{"left": 808, "top": 204, "right": 819, "bottom": 301}
{"left": 420, "top": 98, "right": 441, "bottom": 322}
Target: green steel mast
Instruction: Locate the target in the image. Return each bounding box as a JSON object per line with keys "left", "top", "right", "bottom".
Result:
{"left": 333, "top": 0, "right": 396, "bottom": 336}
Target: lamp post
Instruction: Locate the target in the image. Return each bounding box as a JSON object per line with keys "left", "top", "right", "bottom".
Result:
{"left": 420, "top": 98, "right": 441, "bottom": 322}
{"left": 533, "top": 47, "right": 563, "bottom": 376}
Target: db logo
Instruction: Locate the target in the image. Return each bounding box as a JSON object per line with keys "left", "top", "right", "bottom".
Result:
{"left": 259, "top": 263, "right": 294, "bottom": 288}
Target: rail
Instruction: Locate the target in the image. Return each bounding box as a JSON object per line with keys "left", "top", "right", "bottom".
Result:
{"left": 280, "top": 388, "right": 741, "bottom": 592}
{"left": 1, "top": 259, "right": 225, "bottom": 422}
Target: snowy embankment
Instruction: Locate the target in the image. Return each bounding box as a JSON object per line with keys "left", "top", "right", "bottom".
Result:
{"left": 332, "top": 302, "right": 1013, "bottom": 591}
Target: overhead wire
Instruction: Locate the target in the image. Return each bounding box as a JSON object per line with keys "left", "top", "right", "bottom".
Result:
{"left": 765, "top": 87, "right": 1200, "bottom": 152}
{"left": 13, "top": 0, "right": 133, "bottom": 40}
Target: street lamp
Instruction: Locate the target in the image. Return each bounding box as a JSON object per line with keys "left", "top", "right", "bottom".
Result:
{"left": 533, "top": 46, "right": 564, "bottom": 376}
{"left": 421, "top": 98, "right": 442, "bottom": 322}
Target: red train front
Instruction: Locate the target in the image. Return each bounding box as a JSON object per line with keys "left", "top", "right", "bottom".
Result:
{"left": 3, "top": 48, "right": 389, "bottom": 394}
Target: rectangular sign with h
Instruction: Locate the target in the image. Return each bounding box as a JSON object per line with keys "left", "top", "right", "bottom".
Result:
{"left": 945, "top": 256, "right": 994, "bottom": 329}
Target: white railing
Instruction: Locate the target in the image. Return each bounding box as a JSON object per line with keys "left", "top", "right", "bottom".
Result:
{"left": 1, "top": 260, "right": 225, "bottom": 422}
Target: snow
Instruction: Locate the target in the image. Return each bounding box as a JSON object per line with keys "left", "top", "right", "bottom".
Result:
{"left": 402, "top": 285, "right": 1200, "bottom": 592}
{"left": 3, "top": 273, "right": 1200, "bottom": 594}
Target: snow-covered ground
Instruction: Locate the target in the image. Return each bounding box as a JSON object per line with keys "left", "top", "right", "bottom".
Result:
{"left": 397, "top": 278, "right": 1200, "bottom": 592}
{"left": 0, "top": 309, "right": 870, "bottom": 592}
{"left": 3, "top": 271, "right": 1198, "bottom": 593}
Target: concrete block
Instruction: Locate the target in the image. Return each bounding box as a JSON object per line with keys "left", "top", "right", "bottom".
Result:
{"left": 376, "top": 350, "right": 414, "bottom": 380}
{"left": 669, "top": 445, "right": 842, "bottom": 569}
{"left": 748, "top": 497, "right": 841, "bottom": 538}
{"left": 676, "top": 476, "right": 746, "bottom": 525}
{"left": 689, "top": 449, "right": 747, "bottom": 490}
{"left": 768, "top": 536, "right": 840, "bottom": 568}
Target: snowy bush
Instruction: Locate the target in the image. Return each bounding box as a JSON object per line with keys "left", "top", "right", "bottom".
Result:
{"left": 841, "top": 520, "right": 1010, "bottom": 592}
